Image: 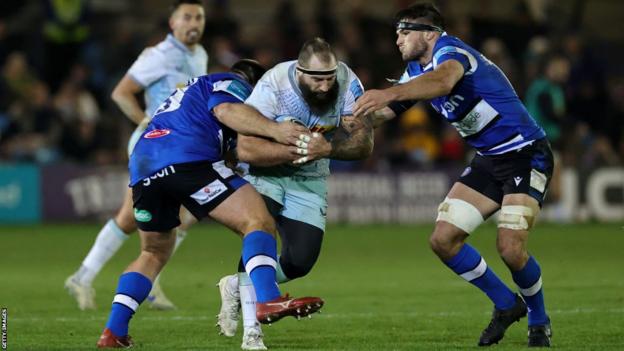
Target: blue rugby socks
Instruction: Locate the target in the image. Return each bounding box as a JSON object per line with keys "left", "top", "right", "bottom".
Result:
{"left": 242, "top": 231, "right": 281, "bottom": 303}
{"left": 512, "top": 256, "right": 549, "bottom": 326}
{"left": 105, "top": 272, "right": 152, "bottom": 337}
{"left": 445, "top": 244, "right": 517, "bottom": 310}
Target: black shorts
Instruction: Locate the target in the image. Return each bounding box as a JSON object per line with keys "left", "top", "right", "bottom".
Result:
{"left": 132, "top": 160, "right": 248, "bottom": 232}
{"left": 458, "top": 138, "right": 554, "bottom": 205}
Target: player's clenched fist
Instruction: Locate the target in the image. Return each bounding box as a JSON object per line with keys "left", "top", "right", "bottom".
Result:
{"left": 293, "top": 132, "right": 331, "bottom": 165}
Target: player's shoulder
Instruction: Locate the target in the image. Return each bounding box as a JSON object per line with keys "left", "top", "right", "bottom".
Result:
{"left": 257, "top": 60, "right": 295, "bottom": 89}
{"left": 135, "top": 42, "right": 168, "bottom": 64}
{"left": 434, "top": 34, "right": 471, "bottom": 52}
{"left": 337, "top": 61, "right": 356, "bottom": 78}
{"left": 207, "top": 72, "right": 253, "bottom": 102}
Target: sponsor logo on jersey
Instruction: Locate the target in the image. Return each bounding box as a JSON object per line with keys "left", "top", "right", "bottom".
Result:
{"left": 144, "top": 129, "right": 171, "bottom": 139}
{"left": 191, "top": 180, "right": 228, "bottom": 205}
{"left": 134, "top": 209, "right": 152, "bottom": 222}
{"left": 142, "top": 165, "right": 176, "bottom": 186}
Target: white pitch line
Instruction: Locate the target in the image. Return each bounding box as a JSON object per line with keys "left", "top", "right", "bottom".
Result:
{"left": 9, "top": 307, "right": 624, "bottom": 323}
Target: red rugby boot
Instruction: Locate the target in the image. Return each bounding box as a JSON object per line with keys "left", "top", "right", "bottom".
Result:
{"left": 256, "top": 294, "right": 324, "bottom": 324}
{"left": 97, "top": 328, "right": 134, "bottom": 348}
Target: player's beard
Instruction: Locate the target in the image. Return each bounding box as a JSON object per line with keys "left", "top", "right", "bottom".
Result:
{"left": 402, "top": 37, "right": 427, "bottom": 62}
{"left": 299, "top": 80, "right": 340, "bottom": 115}
{"left": 184, "top": 29, "right": 202, "bottom": 45}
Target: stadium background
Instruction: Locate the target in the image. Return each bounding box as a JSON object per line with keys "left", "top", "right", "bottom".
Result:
{"left": 0, "top": 0, "right": 623, "bottom": 350}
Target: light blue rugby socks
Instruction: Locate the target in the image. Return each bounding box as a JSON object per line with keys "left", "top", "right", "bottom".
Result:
{"left": 445, "top": 244, "right": 517, "bottom": 310}
{"left": 512, "top": 256, "right": 548, "bottom": 326}
{"left": 105, "top": 272, "right": 152, "bottom": 337}
{"left": 241, "top": 231, "right": 281, "bottom": 303}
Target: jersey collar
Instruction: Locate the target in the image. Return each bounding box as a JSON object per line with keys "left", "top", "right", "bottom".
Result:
{"left": 419, "top": 31, "right": 448, "bottom": 70}
{"left": 166, "top": 34, "right": 193, "bottom": 53}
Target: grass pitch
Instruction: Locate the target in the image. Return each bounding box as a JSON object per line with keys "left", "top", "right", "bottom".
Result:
{"left": 1, "top": 222, "right": 623, "bottom": 350}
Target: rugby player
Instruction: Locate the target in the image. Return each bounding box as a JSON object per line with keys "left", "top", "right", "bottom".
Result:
{"left": 353, "top": 3, "right": 553, "bottom": 347}
{"left": 65, "top": 0, "right": 207, "bottom": 310}
{"left": 96, "top": 59, "right": 324, "bottom": 348}
{"left": 216, "top": 38, "right": 374, "bottom": 350}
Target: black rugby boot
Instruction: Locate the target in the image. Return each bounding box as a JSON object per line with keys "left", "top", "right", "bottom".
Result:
{"left": 478, "top": 294, "right": 528, "bottom": 346}
{"left": 528, "top": 323, "right": 552, "bottom": 347}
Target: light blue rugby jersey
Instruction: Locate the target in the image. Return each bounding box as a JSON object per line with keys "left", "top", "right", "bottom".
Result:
{"left": 128, "top": 34, "right": 208, "bottom": 118}
{"left": 129, "top": 73, "right": 253, "bottom": 186}
{"left": 398, "top": 33, "right": 545, "bottom": 155}
{"left": 245, "top": 60, "right": 364, "bottom": 177}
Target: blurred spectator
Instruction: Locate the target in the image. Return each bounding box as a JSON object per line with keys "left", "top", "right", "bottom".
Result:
{"left": 315, "top": 0, "right": 338, "bottom": 44}
{"left": 54, "top": 66, "right": 102, "bottom": 162}
{"left": 274, "top": 0, "right": 303, "bottom": 58}
{"left": 0, "top": 80, "right": 60, "bottom": 163}
{"left": 0, "top": 0, "right": 620, "bottom": 171}
{"left": 389, "top": 106, "right": 439, "bottom": 168}
{"left": 0, "top": 52, "right": 37, "bottom": 105}
{"left": 524, "top": 55, "right": 570, "bottom": 149}
{"left": 481, "top": 37, "right": 519, "bottom": 89}
{"left": 203, "top": 0, "right": 240, "bottom": 43}
{"left": 40, "top": 0, "right": 91, "bottom": 92}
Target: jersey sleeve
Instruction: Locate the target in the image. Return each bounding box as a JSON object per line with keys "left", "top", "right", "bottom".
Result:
{"left": 127, "top": 47, "right": 167, "bottom": 87}
{"left": 245, "top": 75, "right": 279, "bottom": 120}
{"left": 207, "top": 79, "right": 252, "bottom": 111}
{"left": 432, "top": 41, "right": 478, "bottom": 75}
{"left": 341, "top": 68, "right": 364, "bottom": 116}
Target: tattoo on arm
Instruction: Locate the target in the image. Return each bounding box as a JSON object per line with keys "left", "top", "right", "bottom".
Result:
{"left": 329, "top": 115, "right": 374, "bottom": 160}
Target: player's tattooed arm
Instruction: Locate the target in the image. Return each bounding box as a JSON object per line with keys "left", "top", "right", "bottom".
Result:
{"left": 299, "top": 114, "right": 374, "bottom": 164}
{"left": 329, "top": 114, "right": 374, "bottom": 160}
{"left": 236, "top": 134, "right": 303, "bottom": 167}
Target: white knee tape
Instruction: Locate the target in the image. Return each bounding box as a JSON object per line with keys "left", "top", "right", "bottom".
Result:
{"left": 436, "top": 197, "right": 484, "bottom": 234}
{"left": 498, "top": 205, "right": 534, "bottom": 230}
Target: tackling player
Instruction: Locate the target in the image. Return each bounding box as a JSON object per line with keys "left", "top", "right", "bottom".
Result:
{"left": 65, "top": 0, "right": 207, "bottom": 310}
{"left": 353, "top": 3, "right": 553, "bottom": 347}
{"left": 96, "top": 59, "right": 325, "bottom": 348}
{"left": 216, "top": 38, "right": 374, "bottom": 350}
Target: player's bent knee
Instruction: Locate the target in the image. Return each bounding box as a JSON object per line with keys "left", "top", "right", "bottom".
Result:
{"left": 280, "top": 258, "right": 314, "bottom": 279}
{"left": 497, "top": 205, "right": 535, "bottom": 231}
{"left": 436, "top": 197, "right": 484, "bottom": 234}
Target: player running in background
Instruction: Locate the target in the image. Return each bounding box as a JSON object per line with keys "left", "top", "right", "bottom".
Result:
{"left": 65, "top": 0, "right": 207, "bottom": 311}
{"left": 97, "top": 59, "right": 324, "bottom": 348}
{"left": 216, "top": 38, "right": 373, "bottom": 350}
{"left": 353, "top": 3, "right": 553, "bottom": 348}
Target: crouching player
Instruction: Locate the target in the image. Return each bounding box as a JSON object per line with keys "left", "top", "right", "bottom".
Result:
{"left": 96, "top": 59, "right": 324, "bottom": 348}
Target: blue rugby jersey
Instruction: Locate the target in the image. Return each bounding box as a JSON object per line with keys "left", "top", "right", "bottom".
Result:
{"left": 129, "top": 73, "right": 252, "bottom": 186}
{"left": 396, "top": 33, "right": 545, "bottom": 155}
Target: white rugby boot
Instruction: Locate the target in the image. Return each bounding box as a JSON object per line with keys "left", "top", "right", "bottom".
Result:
{"left": 241, "top": 323, "right": 267, "bottom": 350}
{"left": 64, "top": 275, "right": 96, "bottom": 310}
{"left": 216, "top": 274, "right": 240, "bottom": 337}
{"left": 146, "top": 280, "right": 176, "bottom": 310}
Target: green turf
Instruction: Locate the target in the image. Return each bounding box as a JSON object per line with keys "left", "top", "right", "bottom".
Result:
{"left": 0, "top": 222, "right": 623, "bottom": 350}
